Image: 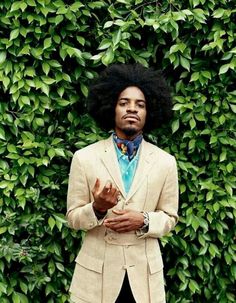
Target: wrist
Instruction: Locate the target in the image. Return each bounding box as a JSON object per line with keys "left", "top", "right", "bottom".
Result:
{"left": 92, "top": 202, "right": 107, "bottom": 214}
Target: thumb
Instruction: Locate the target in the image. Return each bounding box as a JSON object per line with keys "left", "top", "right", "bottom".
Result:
{"left": 112, "top": 209, "right": 126, "bottom": 215}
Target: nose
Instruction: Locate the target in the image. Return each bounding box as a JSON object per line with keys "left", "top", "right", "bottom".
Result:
{"left": 126, "top": 102, "right": 138, "bottom": 112}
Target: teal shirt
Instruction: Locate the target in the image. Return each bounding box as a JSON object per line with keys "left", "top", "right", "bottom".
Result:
{"left": 114, "top": 142, "right": 140, "bottom": 194}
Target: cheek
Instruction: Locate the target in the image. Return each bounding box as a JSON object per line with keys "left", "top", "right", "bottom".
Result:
{"left": 142, "top": 111, "right": 147, "bottom": 123}
{"left": 114, "top": 108, "right": 119, "bottom": 119}
{"left": 115, "top": 108, "right": 124, "bottom": 120}
{"left": 115, "top": 112, "right": 121, "bottom": 125}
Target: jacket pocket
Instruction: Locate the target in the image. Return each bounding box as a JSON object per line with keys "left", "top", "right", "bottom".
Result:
{"left": 148, "top": 257, "right": 163, "bottom": 274}
{"left": 75, "top": 252, "right": 103, "bottom": 273}
{"left": 70, "top": 253, "right": 104, "bottom": 302}
{"left": 146, "top": 239, "right": 164, "bottom": 274}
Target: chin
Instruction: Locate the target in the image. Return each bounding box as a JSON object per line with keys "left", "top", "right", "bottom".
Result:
{"left": 122, "top": 127, "right": 139, "bottom": 137}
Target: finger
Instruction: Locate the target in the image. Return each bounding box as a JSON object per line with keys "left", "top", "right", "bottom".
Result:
{"left": 104, "top": 215, "right": 128, "bottom": 224}
{"left": 105, "top": 221, "right": 130, "bottom": 232}
{"left": 112, "top": 190, "right": 120, "bottom": 201}
{"left": 108, "top": 220, "right": 132, "bottom": 232}
{"left": 92, "top": 178, "right": 100, "bottom": 194}
{"left": 112, "top": 188, "right": 120, "bottom": 196}
{"left": 108, "top": 189, "right": 120, "bottom": 203}
{"left": 112, "top": 209, "right": 126, "bottom": 215}
{"left": 116, "top": 192, "right": 121, "bottom": 201}
{"left": 108, "top": 187, "right": 117, "bottom": 196}
{"left": 103, "top": 180, "right": 112, "bottom": 192}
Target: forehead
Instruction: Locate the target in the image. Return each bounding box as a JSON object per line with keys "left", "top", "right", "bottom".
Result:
{"left": 118, "top": 86, "right": 146, "bottom": 100}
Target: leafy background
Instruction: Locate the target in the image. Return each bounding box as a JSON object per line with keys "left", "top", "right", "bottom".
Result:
{"left": 0, "top": 0, "right": 235, "bottom": 302}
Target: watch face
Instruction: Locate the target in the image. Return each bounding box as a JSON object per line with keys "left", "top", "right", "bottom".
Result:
{"left": 142, "top": 212, "right": 149, "bottom": 228}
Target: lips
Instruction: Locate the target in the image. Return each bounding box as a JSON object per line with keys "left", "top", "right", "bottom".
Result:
{"left": 123, "top": 114, "right": 140, "bottom": 121}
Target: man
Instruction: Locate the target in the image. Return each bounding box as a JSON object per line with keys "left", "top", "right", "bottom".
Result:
{"left": 67, "top": 63, "right": 179, "bottom": 303}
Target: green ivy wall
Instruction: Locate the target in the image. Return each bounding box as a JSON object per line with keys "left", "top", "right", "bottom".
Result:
{"left": 0, "top": 0, "right": 235, "bottom": 302}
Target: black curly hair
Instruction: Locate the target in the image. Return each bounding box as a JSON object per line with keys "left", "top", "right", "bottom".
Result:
{"left": 87, "top": 63, "right": 172, "bottom": 132}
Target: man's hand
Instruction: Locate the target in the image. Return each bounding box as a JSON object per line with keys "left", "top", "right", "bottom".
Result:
{"left": 92, "top": 178, "right": 120, "bottom": 213}
{"left": 103, "top": 209, "right": 144, "bottom": 232}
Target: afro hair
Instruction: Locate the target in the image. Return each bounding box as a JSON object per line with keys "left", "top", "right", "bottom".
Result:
{"left": 87, "top": 63, "right": 172, "bottom": 132}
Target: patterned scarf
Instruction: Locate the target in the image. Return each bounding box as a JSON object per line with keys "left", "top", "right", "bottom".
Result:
{"left": 113, "top": 133, "right": 143, "bottom": 161}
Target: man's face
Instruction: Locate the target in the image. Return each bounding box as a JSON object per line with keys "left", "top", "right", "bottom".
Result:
{"left": 115, "top": 86, "right": 147, "bottom": 140}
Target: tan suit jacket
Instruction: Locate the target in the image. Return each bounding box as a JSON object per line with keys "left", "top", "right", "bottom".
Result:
{"left": 67, "top": 136, "right": 179, "bottom": 303}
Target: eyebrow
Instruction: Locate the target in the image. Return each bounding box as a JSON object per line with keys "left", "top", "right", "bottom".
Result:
{"left": 118, "top": 97, "right": 146, "bottom": 102}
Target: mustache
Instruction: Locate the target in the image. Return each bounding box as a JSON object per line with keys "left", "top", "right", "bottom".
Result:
{"left": 123, "top": 114, "right": 140, "bottom": 121}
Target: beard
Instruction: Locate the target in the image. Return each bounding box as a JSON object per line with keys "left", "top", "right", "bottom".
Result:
{"left": 122, "top": 127, "right": 139, "bottom": 137}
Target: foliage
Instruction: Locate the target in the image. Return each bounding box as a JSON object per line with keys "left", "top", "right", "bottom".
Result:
{"left": 0, "top": 0, "right": 235, "bottom": 302}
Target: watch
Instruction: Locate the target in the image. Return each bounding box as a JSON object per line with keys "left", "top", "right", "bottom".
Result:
{"left": 141, "top": 211, "right": 149, "bottom": 229}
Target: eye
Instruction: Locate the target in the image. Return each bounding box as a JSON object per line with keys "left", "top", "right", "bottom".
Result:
{"left": 137, "top": 102, "right": 146, "bottom": 108}
{"left": 118, "top": 100, "right": 128, "bottom": 106}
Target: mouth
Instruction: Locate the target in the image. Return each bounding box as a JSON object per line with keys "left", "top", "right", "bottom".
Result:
{"left": 123, "top": 114, "right": 140, "bottom": 121}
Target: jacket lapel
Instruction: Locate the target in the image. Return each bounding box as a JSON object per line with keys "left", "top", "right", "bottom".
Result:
{"left": 100, "top": 136, "right": 155, "bottom": 200}
{"left": 100, "top": 136, "right": 126, "bottom": 197}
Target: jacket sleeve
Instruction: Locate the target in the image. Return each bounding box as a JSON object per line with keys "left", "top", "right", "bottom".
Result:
{"left": 66, "top": 151, "right": 107, "bottom": 230}
{"left": 137, "top": 156, "right": 179, "bottom": 239}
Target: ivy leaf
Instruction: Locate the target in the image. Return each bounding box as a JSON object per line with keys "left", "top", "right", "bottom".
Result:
{"left": 112, "top": 29, "right": 122, "bottom": 46}
{"left": 102, "top": 48, "right": 114, "bottom": 65}
{"left": 180, "top": 56, "right": 190, "bottom": 71}
{"left": 10, "top": 28, "right": 20, "bottom": 41}
{"left": 171, "top": 119, "right": 180, "bottom": 133}
{"left": 0, "top": 126, "right": 6, "bottom": 140}
{"left": 43, "top": 37, "right": 52, "bottom": 50}
{"left": 48, "top": 216, "right": 55, "bottom": 230}
{"left": 219, "top": 64, "right": 230, "bottom": 75}
{"left": 0, "top": 51, "right": 6, "bottom": 64}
